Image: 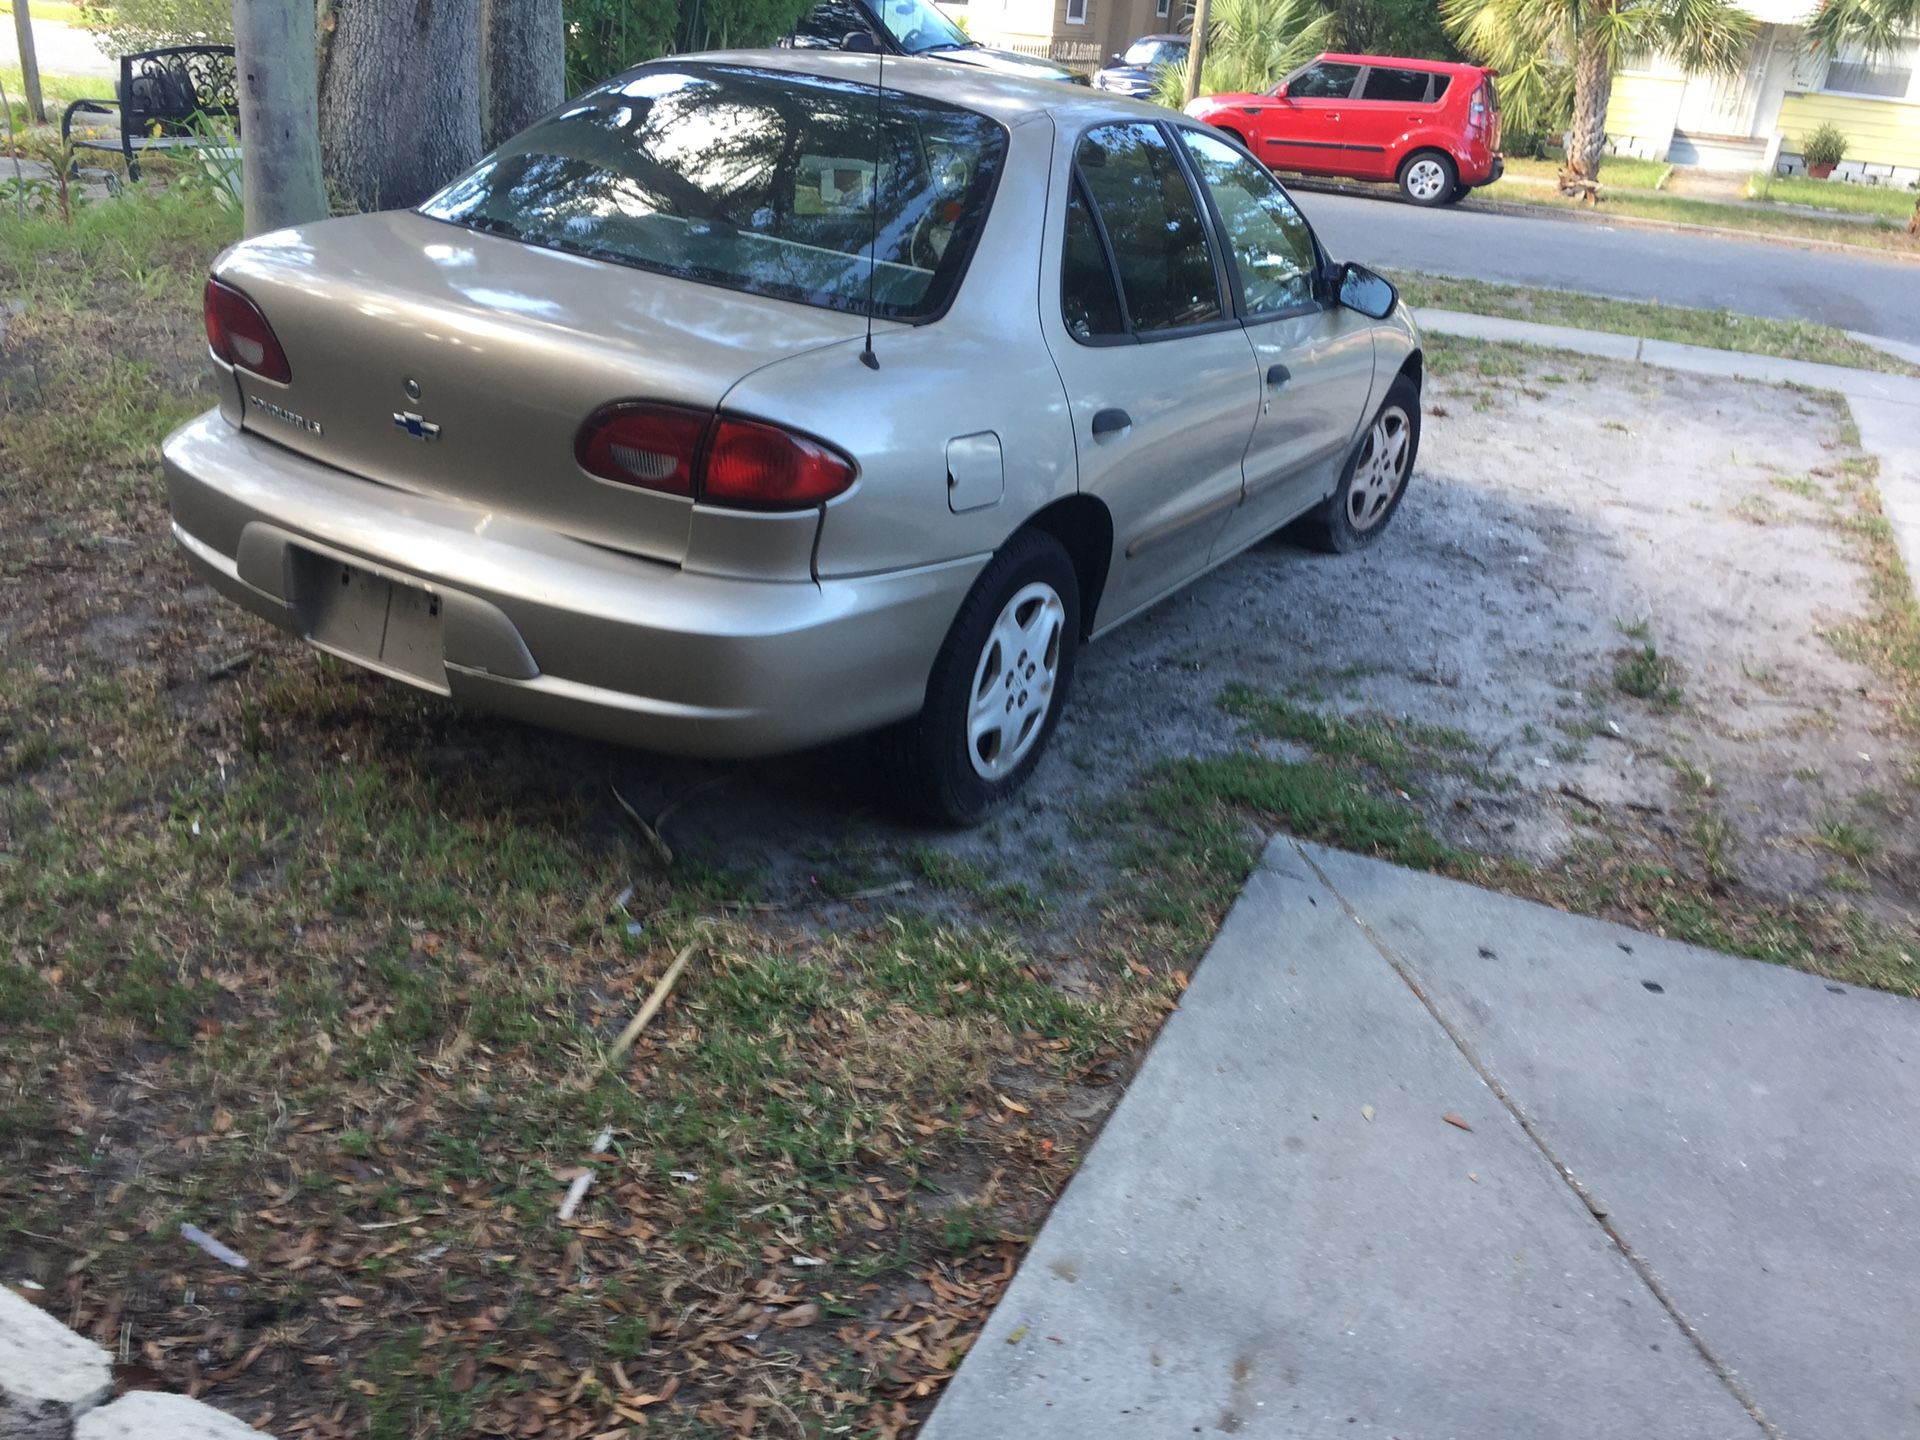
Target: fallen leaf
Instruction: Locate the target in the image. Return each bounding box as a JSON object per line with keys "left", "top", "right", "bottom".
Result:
{"left": 773, "top": 1302, "right": 821, "bottom": 1329}
{"left": 1361, "top": 1105, "right": 1375, "bottom": 1123}
{"left": 1005, "top": 1325, "right": 1028, "bottom": 1345}
{"left": 1443, "top": 1114, "right": 1473, "bottom": 1132}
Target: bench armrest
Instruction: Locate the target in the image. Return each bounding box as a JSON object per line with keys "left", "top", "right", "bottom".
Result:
{"left": 60, "top": 98, "right": 120, "bottom": 145}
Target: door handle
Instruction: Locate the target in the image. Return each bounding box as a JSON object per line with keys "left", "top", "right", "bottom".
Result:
{"left": 1091, "top": 407, "right": 1131, "bottom": 438}
{"left": 1266, "top": 363, "right": 1291, "bottom": 388}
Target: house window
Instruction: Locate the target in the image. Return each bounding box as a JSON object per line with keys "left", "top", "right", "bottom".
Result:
{"left": 1156, "top": 0, "right": 1169, "bottom": 17}
{"left": 1823, "top": 40, "right": 1916, "bottom": 98}
{"left": 1065, "top": 0, "right": 1086, "bottom": 22}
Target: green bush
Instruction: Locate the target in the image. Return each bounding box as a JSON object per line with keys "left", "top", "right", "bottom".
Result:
{"left": 83, "top": 0, "right": 230, "bottom": 55}
{"left": 1800, "top": 121, "right": 1848, "bottom": 171}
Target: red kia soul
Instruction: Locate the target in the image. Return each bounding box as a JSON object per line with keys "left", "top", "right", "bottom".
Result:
{"left": 1187, "top": 53, "right": 1503, "bottom": 206}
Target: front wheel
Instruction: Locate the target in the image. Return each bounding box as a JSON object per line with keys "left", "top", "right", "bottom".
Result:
{"left": 889, "top": 529, "right": 1080, "bottom": 825}
{"left": 1299, "top": 375, "right": 1420, "bottom": 553}
{"left": 1398, "top": 150, "right": 1457, "bottom": 206}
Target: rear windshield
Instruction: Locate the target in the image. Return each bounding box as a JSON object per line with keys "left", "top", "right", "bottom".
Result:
{"left": 420, "top": 63, "right": 1008, "bottom": 322}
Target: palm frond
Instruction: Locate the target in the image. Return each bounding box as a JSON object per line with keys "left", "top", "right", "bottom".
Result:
{"left": 1154, "top": 0, "right": 1334, "bottom": 107}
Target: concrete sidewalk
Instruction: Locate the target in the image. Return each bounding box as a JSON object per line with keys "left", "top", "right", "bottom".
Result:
{"left": 1413, "top": 308, "right": 1920, "bottom": 611}
{"left": 924, "top": 841, "right": 1920, "bottom": 1440}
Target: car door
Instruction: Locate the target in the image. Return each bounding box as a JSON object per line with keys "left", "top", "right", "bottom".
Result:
{"left": 1347, "top": 65, "right": 1443, "bottom": 180}
{"left": 1262, "top": 59, "right": 1364, "bottom": 176}
{"left": 1174, "top": 128, "right": 1378, "bottom": 555}
{"left": 1344, "top": 65, "right": 1438, "bottom": 180}
{"left": 1043, "top": 120, "right": 1263, "bottom": 629}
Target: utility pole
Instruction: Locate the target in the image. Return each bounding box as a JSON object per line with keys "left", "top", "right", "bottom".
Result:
{"left": 1181, "top": 0, "right": 1212, "bottom": 109}
{"left": 232, "top": 0, "right": 327, "bottom": 235}
{"left": 12, "top": 0, "right": 46, "bottom": 125}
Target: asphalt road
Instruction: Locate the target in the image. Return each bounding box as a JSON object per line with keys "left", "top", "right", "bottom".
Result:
{"left": 1, "top": 16, "right": 116, "bottom": 82}
{"left": 1297, "top": 187, "right": 1920, "bottom": 346}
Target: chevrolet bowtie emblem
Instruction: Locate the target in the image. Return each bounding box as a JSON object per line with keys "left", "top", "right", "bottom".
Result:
{"left": 393, "top": 410, "right": 442, "bottom": 441}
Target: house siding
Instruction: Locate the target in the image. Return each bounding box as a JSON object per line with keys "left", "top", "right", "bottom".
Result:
{"left": 1606, "top": 73, "right": 1686, "bottom": 160}
{"left": 1777, "top": 90, "right": 1920, "bottom": 171}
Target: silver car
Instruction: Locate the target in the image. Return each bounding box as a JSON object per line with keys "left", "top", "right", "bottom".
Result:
{"left": 164, "top": 52, "right": 1422, "bottom": 823}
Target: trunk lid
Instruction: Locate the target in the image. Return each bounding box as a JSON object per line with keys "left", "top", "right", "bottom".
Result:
{"left": 216, "top": 211, "right": 870, "bottom": 565}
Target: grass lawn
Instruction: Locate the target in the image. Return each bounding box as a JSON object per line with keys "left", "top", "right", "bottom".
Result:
{"left": 1749, "top": 171, "right": 1920, "bottom": 222}
{"left": 1499, "top": 154, "right": 1670, "bottom": 191}
{"left": 1478, "top": 176, "right": 1919, "bottom": 253}
{"left": 0, "top": 1, "right": 105, "bottom": 24}
{"left": 7, "top": 182, "right": 1920, "bottom": 1438}
{"left": 1392, "top": 270, "right": 1920, "bottom": 377}
{"left": 3, "top": 65, "right": 109, "bottom": 129}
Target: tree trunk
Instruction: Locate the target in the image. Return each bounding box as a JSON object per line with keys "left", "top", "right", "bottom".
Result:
{"left": 480, "top": 0, "right": 565, "bottom": 151}
{"left": 232, "top": 0, "right": 326, "bottom": 236}
{"left": 1561, "top": 26, "right": 1612, "bottom": 194}
{"left": 318, "top": 0, "right": 482, "bottom": 212}
{"left": 1182, "top": 0, "right": 1213, "bottom": 106}
{"left": 12, "top": 0, "right": 45, "bottom": 125}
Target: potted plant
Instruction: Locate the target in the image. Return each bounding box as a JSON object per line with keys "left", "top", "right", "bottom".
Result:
{"left": 1802, "top": 122, "right": 1847, "bottom": 180}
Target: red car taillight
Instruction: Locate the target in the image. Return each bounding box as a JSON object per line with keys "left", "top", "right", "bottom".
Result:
{"left": 203, "top": 277, "right": 292, "bottom": 384}
{"left": 575, "top": 403, "right": 856, "bottom": 512}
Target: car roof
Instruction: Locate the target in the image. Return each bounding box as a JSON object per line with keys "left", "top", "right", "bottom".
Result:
{"left": 1312, "top": 51, "right": 1488, "bottom": 74}
{"left": 616, "top": 49, "right": 1180, "bottom": 129}
{"left": 1127, "top": 33, "right": 1188, "bottom": 43}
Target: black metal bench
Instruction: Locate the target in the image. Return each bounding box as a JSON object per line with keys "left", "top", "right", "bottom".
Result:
{"left": 60, "top": 45, "right": 238, "bottom": 182}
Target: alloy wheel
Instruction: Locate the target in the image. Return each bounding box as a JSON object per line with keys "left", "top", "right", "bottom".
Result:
{"left": 966, "top": 581, "right": 1066, "bottom": 781}
{"left": 1346, "top": 405, "right": 1412, "bottom": 531}
{"left": 1404, "top": 158, "right": 1448, "bottom": 202}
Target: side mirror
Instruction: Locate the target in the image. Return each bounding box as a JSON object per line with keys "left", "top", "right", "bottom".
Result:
{"left": 1337, "top": 261, "right": 1397, "bottom": 320}
{"left": 841, "top": 29, "right": 880, "bottom": 51}
{"left": 1272, "top": 81, "right": 1289, "bottom": 98}
{"left": 1109, "top": 53, "right": 1124, "bottom": 64}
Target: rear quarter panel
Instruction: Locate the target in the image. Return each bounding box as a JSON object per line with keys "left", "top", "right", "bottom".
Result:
{"left": 722, "top": 112, "right": 1077, "bottom": 580}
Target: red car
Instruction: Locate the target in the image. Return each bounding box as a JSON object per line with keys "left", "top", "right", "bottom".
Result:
{"left": 1187, "top": 53, "right": 1503, "bottom": 207}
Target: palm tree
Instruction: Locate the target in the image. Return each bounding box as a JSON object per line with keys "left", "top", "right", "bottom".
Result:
{"left": 1152, "top": 0, "right": 1333, "bottom": 110}
{"left": 1441, "top": 0, "right": 1754, "bottom": 192}
{"left": 1806, "top": 0, "right": 1920, "bottom": 233}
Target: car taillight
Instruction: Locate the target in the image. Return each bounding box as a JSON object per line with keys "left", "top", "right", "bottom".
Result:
{"left": 203, "top": 277, "right": 292, "bottom": 384}
{"left": 575, "top": 403, "right": 856, "bottom": 511}
{"left": 705, "top": 416, "right": 856, "bottom": 510}
{"left": 574, "top": 403, "right": 704, "bottom": 496}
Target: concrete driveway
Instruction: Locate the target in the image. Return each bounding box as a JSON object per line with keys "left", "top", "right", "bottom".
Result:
{"left": 925, "top": 840, "right": 1920, "bottom": 1440}
{"left": 1295, "top": 188, "right": 1920, "bottom": 347}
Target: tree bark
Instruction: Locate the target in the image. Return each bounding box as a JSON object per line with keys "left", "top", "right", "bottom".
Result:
{"left": 1183, "top": 0, "right": 1213, "bottom": 106}
{"left": 1561, "top": 24, "right": 1613, "bottom": 192}
{"left": 318, "top": 0, "right": 482, "bottom": 212}
{"left": 232, "top": 0, "right": 327, "bottom": 235}
{"left": 480, "top": 0, "right": 565, "bottom": 150}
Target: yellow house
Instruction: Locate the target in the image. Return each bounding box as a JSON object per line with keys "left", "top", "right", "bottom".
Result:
{"left": 1606, "top": 2, "right": 1920, "bottom": 185}
{"left": 948, "top": 0, "right": 1183, "bottom": 74}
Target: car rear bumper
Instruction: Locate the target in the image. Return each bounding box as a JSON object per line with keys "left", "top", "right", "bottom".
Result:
{"left": 1459, "top": 143, "right": 1502, "bottom": 186}
{"left": 162, "top": 411, "right": 984, "bottom": 758}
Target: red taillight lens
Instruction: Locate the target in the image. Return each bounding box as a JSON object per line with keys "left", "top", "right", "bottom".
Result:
{"left": 203, "top": 277, "right": 292, "bottom": 384}
{"left": 575, "top": 404, "right": 856, "bottom": 511}
{"left": 705, "top": 417, "right": 856, "bottom": 511}
{"left": 574, "top": 403, "right": 704, "bottom": 496}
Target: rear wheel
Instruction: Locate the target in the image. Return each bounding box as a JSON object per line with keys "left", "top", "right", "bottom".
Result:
{"left": 1444, "top": 181, "right": 1472, "bottom": 204}
{"left": 889, "top": 529, "right": 1080, "bottom": 825}
{"left": 1398, "top": 150, "right": 1457, "bottom": 206}
{"left": 1299, "top": 375, "right": 1420, "bottom": 553}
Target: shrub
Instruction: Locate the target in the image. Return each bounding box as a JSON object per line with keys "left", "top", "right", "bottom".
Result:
{"left": 1801, "top": 121, "right": 1848, "bottom": 171}
{"left": 84, "top": 0, "right": 231, "bottom": 55}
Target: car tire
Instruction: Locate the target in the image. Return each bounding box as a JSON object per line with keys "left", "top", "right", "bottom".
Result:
{"left": 1299, "top": 375, "right": 1421, "bottom": 554}
{"left": 1444, "top": 181, "right": 1472, "bottom": 204}
{"left": 1398, "top": 150, "right": 1457, "bottom": 206}
{"left": 888, "top": 529, "right": 1081, "bottom": 825}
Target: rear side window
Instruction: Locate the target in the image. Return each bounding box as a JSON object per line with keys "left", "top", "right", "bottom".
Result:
{"left": 1431, "top": 74, "right": 1454, "bottom": 101}
{"left": 1072, "top": 122, "right": 1222, "bottom": 335}
{"left": 1061, "top": 183, "right": 1125, "bottom": 340}
{"left": 1287, "top": 61, "right": 1362, "bottom": 99}
{"left": 1360, "top": 67, "right": 1434, "bottom": 104}
{"left": 420, "top": 63, "right": 1006, "bottom": 322}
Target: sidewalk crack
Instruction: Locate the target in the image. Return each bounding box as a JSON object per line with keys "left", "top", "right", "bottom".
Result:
{"left": 1288, "top": 838, "right": 1783, "bottom": 1440}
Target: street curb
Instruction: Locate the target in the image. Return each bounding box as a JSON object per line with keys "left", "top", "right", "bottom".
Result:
{"left": 1287, "top": 178, "right": 1920, "bottom": 266}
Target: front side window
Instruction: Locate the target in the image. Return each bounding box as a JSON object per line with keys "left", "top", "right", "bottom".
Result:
{"left": 420, "top": 64, "right": 1006, "bottom": 322}
{"left": 1287, "top": 61, "right": 1362, "bottom": 99}
{"left": 1360, "top": 67, "right": 1433, "bottom": 104}
{"left": 1179, "top": 129, "right": 1318, "bottom": 317}
{"left": 1074, "top": 122, "right": 1222, "bottom": 334}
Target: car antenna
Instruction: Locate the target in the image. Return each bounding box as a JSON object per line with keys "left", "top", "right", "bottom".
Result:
{"left": 860, "top": 44, "right": 883, "bottom": 370}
